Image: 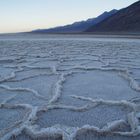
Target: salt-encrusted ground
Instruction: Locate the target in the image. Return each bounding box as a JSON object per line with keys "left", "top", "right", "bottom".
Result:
{"left": 0, "top": 34, "right": 140, "bottom": 140}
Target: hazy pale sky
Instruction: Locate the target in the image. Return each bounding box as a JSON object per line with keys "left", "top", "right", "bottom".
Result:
{"left": 0, "top": 0, "right": 138, "bottom": 33}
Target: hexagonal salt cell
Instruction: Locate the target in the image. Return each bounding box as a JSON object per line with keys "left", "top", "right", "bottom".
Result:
{"left": 30, "top": 60, "right": 58, "bottom": 68}
{"left": 36, "top": 104, "right": 129, "bottom": 129}
{"left": 0, "top": 107, "right": 28, "bottom": 137}
{"left": 58, "top": 60, "right": 90, "bottom": 71}
{"left": 0, "top": 57, "right": 16, "bottom": 65}
{"left": 7, "top": 92, "right": 47, "bottom": 107}
{"left": 0, "top": 66, "right": 16, "bottom": 80}
{"left": 0, "top": 87, "right": 17, "bottom": 104}
{"left": 0, "top": 86, "right": 47, "bottom": 107}
{"left": 58, "top": 60, "right": 103, "bottom": 71}
{"left": 2, "top": 74, "right": 58, "bottom": 101}
{"left": 13, "top": 68, "right": 52, "bottom": 81}
{"left": 60, "top": 70, "right": 140, "bottom": 106}
{"left": 60, "top": 59, "right": 92, "bottom": 67}
{"left": 80, "top": 60, "right": 103, "bottom": 68}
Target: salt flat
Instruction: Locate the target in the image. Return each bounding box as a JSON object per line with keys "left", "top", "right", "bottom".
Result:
{"left": 0, "top": 34, "right": 140, "bottom": 140}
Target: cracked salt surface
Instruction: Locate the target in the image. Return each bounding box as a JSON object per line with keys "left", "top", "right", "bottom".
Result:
{"left": 0, "top": 34, "right": 140, "bottom": 140}
{"left": 36, "top": 105, "right": 129, "bottom": 128}
{"left": 59, "top": 71, "right": 140, "bottom": 106}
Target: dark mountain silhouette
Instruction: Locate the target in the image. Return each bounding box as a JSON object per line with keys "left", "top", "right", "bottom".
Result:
{"left": 86, "top": 1, "right": 140, "bottom": 32}
{"left": 32, "top": 9, "right": 118, "bottom": 33}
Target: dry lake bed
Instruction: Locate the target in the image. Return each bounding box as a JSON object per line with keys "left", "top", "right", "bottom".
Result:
{"left": 0, "top": 34, "right": 140, "bottom": 140}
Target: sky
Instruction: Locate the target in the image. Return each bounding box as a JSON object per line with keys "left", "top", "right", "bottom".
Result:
{"left": 0, "top": 0, "right": 138, "bottom": 33}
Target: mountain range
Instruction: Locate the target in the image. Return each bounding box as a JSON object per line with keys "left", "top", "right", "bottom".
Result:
{"left": 32, "top": 9, "right": 118, "bottom": 33}
{"left": 31, "top": 0, "right": 140, "bottom": 33}
{"left": 86, "top": 0, "right": 140, "bottom": 32}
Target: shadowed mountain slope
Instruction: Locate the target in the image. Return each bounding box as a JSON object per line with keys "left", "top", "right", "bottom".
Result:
{"left": 86, "top": 1, "right": 140, "bottom": 32}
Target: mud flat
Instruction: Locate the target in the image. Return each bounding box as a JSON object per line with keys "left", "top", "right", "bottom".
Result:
{"left": 0, "top": 34, "right": 140, "bottom": 140}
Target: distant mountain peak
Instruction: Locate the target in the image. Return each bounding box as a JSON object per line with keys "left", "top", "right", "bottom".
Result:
{"left": 86, "top": 1, "right": 140, "bottom": 32}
